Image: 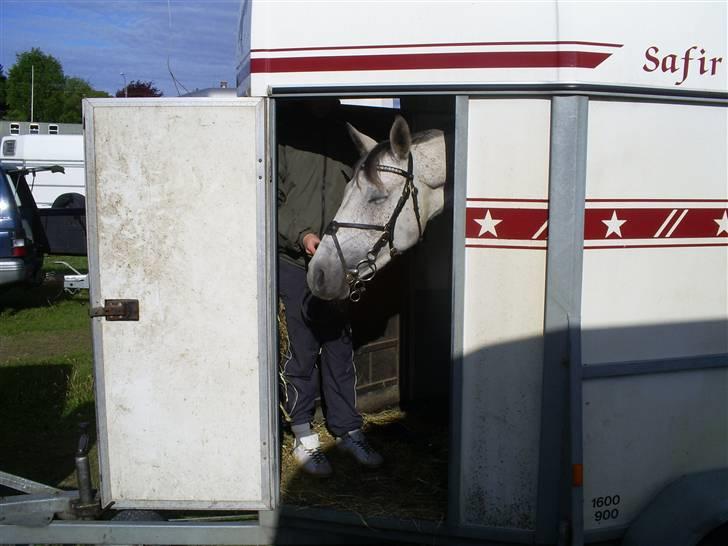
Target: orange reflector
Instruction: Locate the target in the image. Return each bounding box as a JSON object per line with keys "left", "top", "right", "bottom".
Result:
{"left": 572, "top": 464, "right": 583, "bottom": 487}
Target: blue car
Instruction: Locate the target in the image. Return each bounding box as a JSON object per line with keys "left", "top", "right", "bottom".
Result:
{"left": 0, "top": 165, "right": 52, "bottom": 286}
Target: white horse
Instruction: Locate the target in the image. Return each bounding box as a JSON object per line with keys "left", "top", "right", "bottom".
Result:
{"left": 307, "top": 116, "right": 447, "bottom": 301}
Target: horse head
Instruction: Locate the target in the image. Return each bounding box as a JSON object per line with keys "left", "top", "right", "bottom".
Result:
{"left": 307, "top": 115, "right": 446, "bottom": 301}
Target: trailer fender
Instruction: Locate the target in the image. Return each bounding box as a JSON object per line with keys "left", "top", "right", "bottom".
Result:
{"left": 622, "top": 469, "right": 728, "bottom": 546}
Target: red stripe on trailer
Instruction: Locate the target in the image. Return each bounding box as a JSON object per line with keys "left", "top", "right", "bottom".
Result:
{"left": 466, "top": 207, "right": 549, "bottom": 240}
{"left": 465, "top": 242, "right": 728, "bottom": 250}
{"left": 465, "top": 244, "right": 548, "bottom": 250}
{"left": 465, "top": 205, "right": 728, "bottom": 244}
{"left": 586, "top": 198, "right": 728, "bottom": 203}
{"left": 583, "top": 208, "right": 728, "bottom": 240}
{"left": 251, "top": 51, "right": 612, "bottom": 73}
{"left": 251, "top": 40, "right": 624, "bottom": 53}
{"left": 584, "top": 243, "right": 728, "bottom": 250}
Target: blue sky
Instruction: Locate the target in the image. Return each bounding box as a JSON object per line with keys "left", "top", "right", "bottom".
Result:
{"left": 0, "top": 0, "right": 242, "bottom": 96}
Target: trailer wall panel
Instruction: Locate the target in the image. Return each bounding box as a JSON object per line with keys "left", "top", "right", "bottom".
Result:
{"left": 581, "top": 99, "right": 728, "bottom": 533}
{"left": 583, "top": 369, "right": 728, "bottom": 531}
{"left": 460, "top": 98, "right": 550, "bottom": 528}
{"left": 582, "top": 101, "right": 728, "bottom": 364}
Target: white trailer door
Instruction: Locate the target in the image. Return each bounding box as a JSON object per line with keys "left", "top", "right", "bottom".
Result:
{"left": 83, "top": 98, "right": 276, "bottom": 510}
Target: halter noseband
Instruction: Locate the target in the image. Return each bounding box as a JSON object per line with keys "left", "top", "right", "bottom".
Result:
{"left": 324, "top": 153, "right": 422, "bottom": 302}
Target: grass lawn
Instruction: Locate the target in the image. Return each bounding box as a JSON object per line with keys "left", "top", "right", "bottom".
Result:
{"left": 0, "top": 256, "right": 96, "bottom": 490}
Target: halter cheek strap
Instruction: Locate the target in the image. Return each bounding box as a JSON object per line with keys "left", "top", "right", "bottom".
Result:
{"left": 324, "top": 153, "right": 421, "bottom": 302}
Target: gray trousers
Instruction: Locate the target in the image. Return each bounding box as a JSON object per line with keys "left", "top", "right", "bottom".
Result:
{"left": 278, "top": 260, "right": 362, "bottom": 437}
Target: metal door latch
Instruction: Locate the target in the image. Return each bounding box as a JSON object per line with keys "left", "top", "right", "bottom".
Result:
{"left": 89, "top": 299, "right": 139, "bottom": 321}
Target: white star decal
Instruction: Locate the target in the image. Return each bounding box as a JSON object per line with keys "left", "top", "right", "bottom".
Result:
{"left": 715, "top": 211, "right": 728, "bottom": 236}
{"left": 474, "top": 210, "right": 502, "bottom": 237}
{"left": 602, "top": 211, "right": 627, "bottom": 238}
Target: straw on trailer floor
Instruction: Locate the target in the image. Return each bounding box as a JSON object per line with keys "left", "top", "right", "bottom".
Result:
{"left": 280, "top": 408, "right": 448, "bottom": 522}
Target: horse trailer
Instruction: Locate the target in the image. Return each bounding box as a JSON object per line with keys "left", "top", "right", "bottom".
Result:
{"left": 2, "top": 1, "right": 727, "bottom": 545}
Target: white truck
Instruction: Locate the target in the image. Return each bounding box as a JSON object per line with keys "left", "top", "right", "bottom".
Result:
{"left": 0, "top": 134, "right": 85, "bottom": 208}
{"left": 1, "top": 1, "right": 726, "bottom": 545}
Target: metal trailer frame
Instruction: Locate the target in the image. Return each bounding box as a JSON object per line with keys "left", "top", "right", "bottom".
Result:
{"left": 2, "top": 84, "right": 728, "bottom": 545}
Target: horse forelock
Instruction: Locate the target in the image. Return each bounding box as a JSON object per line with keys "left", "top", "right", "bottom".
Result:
{"left": 360, "top": 141, "right": 390, "bottom": 187}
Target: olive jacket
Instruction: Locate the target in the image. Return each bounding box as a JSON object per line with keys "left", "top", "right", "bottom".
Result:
{"left": 277, "top": 116, "right": 355, "bottom": 270}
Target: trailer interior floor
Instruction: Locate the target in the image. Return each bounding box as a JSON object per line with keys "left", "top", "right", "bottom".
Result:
{"left": 280, "top": 406, "right": 449, "bottom": 522}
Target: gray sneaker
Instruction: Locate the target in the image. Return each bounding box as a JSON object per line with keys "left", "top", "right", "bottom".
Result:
{"left": 292, "top": 433, "right": 333, "bottom": 477}
{"left": 336, "top": 429, "right": 383, "bottom": 468}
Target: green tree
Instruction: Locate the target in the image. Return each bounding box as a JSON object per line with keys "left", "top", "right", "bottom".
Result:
{"left": 59, "top": 77, "right": 110, "bottom": 123}
{"left": 6, "top": 48, "right": 65, "bottom": 122}
{"left": 0, "top": 64, "right": 7, "bottom": 119}
{"left": 115, "top": 80, "right": 163, "bottom": 98}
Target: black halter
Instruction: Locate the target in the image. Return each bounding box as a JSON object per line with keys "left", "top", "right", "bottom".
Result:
{"left": 324, "top": 153, "right": 422, "bottom": 302}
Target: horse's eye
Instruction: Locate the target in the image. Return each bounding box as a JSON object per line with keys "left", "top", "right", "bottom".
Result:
{"left": 368, "top": 193, "right": 388, "bottom": 205}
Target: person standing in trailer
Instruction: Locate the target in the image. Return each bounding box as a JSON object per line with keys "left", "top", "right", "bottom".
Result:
{"left": 277, "top": 99, "right": 384, "bottom": 477}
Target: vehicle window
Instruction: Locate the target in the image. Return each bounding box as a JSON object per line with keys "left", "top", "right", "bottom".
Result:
{"left": 2, "top": 139, "right": 16, "bottom": 156}
{"left": 6, "top": 172, "right": 39, "bottom": 244}
{"left": 4, "top": 172, "right": 23, "bottom": 207}
{"left": 12, "top": 174, "right": 37, "bottom": 208}
{"left": 0, "top": 172, "right": 18, "bottom": 221}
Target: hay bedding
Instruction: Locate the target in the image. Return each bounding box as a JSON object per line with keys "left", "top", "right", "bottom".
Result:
{"left": 278, "top": 302, "right": 448, "bottom": 522}
{"left": 279, "top": 409, "right": 448, "bottom": 522}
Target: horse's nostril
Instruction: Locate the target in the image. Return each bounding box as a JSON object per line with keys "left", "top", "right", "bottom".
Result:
{"left": 315, "top": 267, "right": 325, "bottom": 291}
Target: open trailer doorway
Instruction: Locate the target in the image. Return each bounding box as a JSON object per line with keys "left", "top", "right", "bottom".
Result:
{"left": 274, "top": 96, "right": 456, "bottom": 524}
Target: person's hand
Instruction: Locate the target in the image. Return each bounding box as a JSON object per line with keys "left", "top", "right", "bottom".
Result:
{"left": 302, "top": 233, "right": 321, "bottom": 256}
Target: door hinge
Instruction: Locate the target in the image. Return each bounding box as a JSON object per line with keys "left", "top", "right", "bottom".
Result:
{"left": 89, "top": 299, "right": 139, "bottom": 321}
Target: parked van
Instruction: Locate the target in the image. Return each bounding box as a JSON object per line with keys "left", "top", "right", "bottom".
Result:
{"left": 0, "top": 134, "right": 85, "bottom": 208}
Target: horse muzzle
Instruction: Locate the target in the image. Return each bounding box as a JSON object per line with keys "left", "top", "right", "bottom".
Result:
{"left": 307, "top": 252, "right": 350, "bottom": 301}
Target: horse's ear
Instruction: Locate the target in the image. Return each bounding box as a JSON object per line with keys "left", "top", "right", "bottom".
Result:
{"left": 347, "top": 123, "right": 377, "bottom": 156}
{"left": 389, "top": 115, "right": 411, "bottom": 160}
